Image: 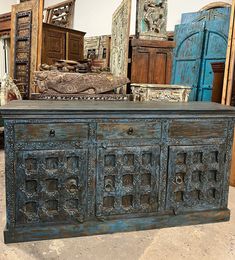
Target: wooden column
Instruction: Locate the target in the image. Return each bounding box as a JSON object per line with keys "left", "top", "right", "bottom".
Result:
{"left": 231, "top": 130, "right": 235, "bottom": 187}
{"left": 222, "top": 0, "right": 235, "bottom": 105}
{"left": 221, "top": 0, "right": 235, "bottom": 186}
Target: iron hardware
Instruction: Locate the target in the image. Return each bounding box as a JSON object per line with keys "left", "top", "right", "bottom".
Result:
{"left": 127, "top": 127, "right": 134, "bottom": 135}
{"left": 175, "top": 176, "right": 183, "bottom": 185}
{"left": 49, "top": 130, "right": 55, "bottom": 137}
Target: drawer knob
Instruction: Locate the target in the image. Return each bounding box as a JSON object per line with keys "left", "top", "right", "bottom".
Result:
{"left": 102, "top": 143, "right": 107, "bottom": 149}
{"left": 127, "top": 127, "right": 134, "bottom": 135}
{"left": 175, "top": 176, "right": 183, "bottom": 185}
{"left": 49, "top": 130, "right": 55, "bottom": 137}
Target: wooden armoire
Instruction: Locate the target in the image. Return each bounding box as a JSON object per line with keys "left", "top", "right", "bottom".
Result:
{"left": 129, "top": 39, "right": 175, "bottom": 85}
{"left": 42, "top": 23, "right": 86, "bottom": 65}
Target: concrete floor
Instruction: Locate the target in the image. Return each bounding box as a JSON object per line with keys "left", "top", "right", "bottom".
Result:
{"left": 0, "top": 150, "right": 234, "bottom": 260}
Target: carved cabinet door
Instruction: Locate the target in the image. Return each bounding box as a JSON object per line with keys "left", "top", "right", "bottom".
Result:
{"left": 15, "top": 149, "right": 88, "bottom": 225}
{"left": 96, "top": 145, "right": 161, "bottom": 217}
{"left": 166, "top": 145, "right": 227, "bottom": 214}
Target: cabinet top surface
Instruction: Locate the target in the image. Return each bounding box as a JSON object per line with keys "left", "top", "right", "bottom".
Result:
{"left": 1, "top": 101, "right": 235, "bottom": 116}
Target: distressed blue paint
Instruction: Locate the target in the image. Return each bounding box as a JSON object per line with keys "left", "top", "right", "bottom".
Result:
{"left": 1, "top": 101, "right": 235, "bottom": 243}
{"left": 172, "top": 7, "right": 230, "bottom": 101}
{"left": 181, "top": 7, "right": 231, "bottom": 24}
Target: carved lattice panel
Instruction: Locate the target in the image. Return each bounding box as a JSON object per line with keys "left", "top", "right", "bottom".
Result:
{"left": 96, "top": 146, "right": 160, "bottom": 217}
{"left": 16, "top": 149, "right": 88, "bottom": 225}
{"left": 166, "top": 145, "right": 226, "bottom": 213}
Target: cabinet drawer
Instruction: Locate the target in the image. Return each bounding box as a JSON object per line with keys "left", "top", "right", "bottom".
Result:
{"left": 97, "top": 122, "right": 161, "bottom": 140}
{"left": 169, "top": 120, "right": 227, "bottom": 139}
{"left": 15, "top": 123, "right": 88, "bottom": 142}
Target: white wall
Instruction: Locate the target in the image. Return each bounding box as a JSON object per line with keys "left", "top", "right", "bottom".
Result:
{"left": 45, "top": 0, "right": 232, "bottom": 36}
{"left": 0, "top": 0, "right": 17, "bottom": 14}
{"left": 168, "top": 0, "right": 232, "bottom": 31}
{"left": 1, "top": 0, "right": 233, "bottom": 35}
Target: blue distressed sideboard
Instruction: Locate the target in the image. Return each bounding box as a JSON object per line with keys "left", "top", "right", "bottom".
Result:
{"left": 1, "top": 101, "right": 235, "bottom": 243}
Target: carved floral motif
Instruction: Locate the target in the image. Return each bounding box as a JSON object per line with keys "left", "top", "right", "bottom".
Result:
{"left": 137, "top": 0, "right": 167, "bottom": 40}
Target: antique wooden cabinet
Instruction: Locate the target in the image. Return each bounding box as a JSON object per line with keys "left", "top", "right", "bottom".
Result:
{"left": 130, "top": 39, "right": 175, "bottom": 85}
{"left": 42, "top": 23, "right": 86, "bottom": 65}
{"left": 1, "top": 101, "right": 235, "bottom": 243}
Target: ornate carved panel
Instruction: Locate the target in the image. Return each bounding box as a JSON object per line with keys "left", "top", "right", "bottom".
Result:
{"left": 13, "top": 11, "right": 32, "bottom": 98}
{"left": 166, "top": 145, "right": 226, "bottom": 214}
{"left": 16, "top": 149, "right": 88, "bottom": 224}
{"left": 96, "top": 146, "right": 160, "bottom": 217}
{"left": 136, "top": 0, "right": 168, "bottom": 40}
{"left": 110, "top": 0, "right": 131, "bottom": 93}
{"left": 11, "top": 0, "right": 41, "bottom": 98}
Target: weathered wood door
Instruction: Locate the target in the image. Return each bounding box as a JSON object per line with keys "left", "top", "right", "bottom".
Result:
{"left": 171, "top": 22, "right": 205, "bottom": 101}
{"left": 197, "top": 20, "right": 229, "bottom": 101}
{"left": 172, "top": 8, "right": 230, "bottom": 101}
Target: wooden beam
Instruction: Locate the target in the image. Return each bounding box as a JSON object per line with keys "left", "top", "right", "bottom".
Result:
{"left": 222, "top": 0, "right": 235, "bottom": 105}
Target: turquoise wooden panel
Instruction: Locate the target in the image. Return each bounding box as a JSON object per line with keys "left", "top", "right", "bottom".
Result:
{"left": 181, "top": 7, "right": 231, "bottom": 24}
{"left": 197, "top": 19, "right": 229, "bottom": 101}
{"left": 171, "top": 22, "right": 205, "bottom": 101}
{"left": 172, "top": 7, "right": 230, "bottom": 101}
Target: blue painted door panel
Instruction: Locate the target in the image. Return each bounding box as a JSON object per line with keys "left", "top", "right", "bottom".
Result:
{"left": 181, "top": 7, "right": 231, "bottom": 24}
{"left": 171, "top": 22, "right": 205, "bottom": 101}
{"left": 197, "top": 19, "right": 230, "bottom": 101}
{"left": 172, "top": 7, "right": 230, "bottom": 101}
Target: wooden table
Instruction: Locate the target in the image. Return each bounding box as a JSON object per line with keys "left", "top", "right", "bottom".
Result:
{"left": 1, "top": 101, "right": 235, "bottom": 243}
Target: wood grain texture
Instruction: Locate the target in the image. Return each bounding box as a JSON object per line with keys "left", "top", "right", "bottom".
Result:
{"left": 15, "top": 123, "right": 88, "bottom": 141}
{"left": 169, "top": 120, "right": 227, "bottom": 139}
{"left": 130, "top": 39, "right": 175, "bottom": 84}
{"left": 97, "top": 122, "right": 161, "bottom": 140}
